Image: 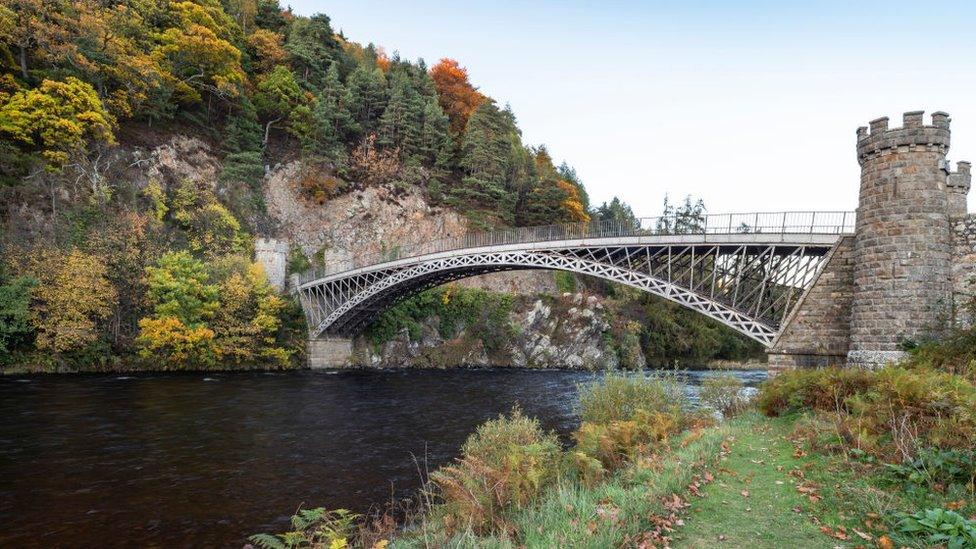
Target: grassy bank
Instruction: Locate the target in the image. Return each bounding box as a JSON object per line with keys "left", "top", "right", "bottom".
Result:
{"left": 250, "top": 367, "right": 976, "bottom": 548}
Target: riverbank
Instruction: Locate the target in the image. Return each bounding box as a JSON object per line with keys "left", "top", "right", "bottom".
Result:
{"left": 250, "top": 365, "right": 976, "bottom": 548}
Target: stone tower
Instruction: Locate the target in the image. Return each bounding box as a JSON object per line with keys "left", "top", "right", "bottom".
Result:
{"left": 254, "top": 238, "right": 290, "bottom": 292}
{"left": 847, "top": 111, "right": 954, "bottom": 366}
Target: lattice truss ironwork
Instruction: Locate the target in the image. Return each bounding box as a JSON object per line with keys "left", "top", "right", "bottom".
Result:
{"left": 296, "top": 241, "right": 837, "bottom": 346}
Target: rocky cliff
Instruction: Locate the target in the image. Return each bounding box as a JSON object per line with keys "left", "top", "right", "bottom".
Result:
{"left": 352, "top": 292, "right": 638, "bottom": 370}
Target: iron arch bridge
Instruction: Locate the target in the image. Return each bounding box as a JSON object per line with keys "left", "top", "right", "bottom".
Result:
{"left": 292, "top": 212, "right": 855, "bottom": 346}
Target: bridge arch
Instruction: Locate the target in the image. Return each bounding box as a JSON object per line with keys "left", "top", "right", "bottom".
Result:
{"left": 304, "top": 247, "right": 785, "bottom": 344}
{"left": 294, "top": 213, "right": 854, "bottom": 348}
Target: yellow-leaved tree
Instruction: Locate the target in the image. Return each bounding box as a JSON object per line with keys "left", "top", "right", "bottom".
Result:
{"left": 211, "top": 260, "right": 290, "bottom": 367}
{"left": 136, "top": 251, "right": 219, "bottom": 369}
{"left": 0, "top": 76, "right": 116, "bottom": 168}
{"left": 26, "top": 248, "right": 117, "bottom": 359}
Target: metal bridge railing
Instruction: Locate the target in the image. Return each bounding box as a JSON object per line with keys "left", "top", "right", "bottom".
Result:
{"left": 296, "top": 211, "right": 855, "bottom": 285}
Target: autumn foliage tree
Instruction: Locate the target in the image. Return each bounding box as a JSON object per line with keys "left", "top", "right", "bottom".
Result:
{"left": 26, "top": 248, "right": 117, "bottom": 360}
{"left": 430, "top": 58, "right": 484, "bottom": 138}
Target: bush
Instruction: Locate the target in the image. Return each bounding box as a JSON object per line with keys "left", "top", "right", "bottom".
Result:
{"left": 886, "top": 447, "right": 976, "bottom": 490}
{"left": 573, "top": 409, "right": 677, "bottom": 473}
{"left": 577, "top": 372, "right": 685, "bottom": 425}
{"left": 904, "top": 327, "right": 976, "bottom": 383}
{"left": 892, "top": 508, "right": 976, "bottom": 549}
{"left": 248, "top": 507, "right": 361, "bottom": 549}
{"left": 757, "top": 367, "right": 875, "bottom": 417}
{"left": 699, "top": 374, "right": 749, "bottom": 417}
{"left": 759, "top": 367, "right": 976, "bottom": 460}
{"left": 429, "top": 408, "right": 561, "bottom": 536}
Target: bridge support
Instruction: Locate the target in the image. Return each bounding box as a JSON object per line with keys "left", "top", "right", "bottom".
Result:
{"left": 307, "top": 337, "right": 353, "bottom": 369}
{"left": 767, "top": 236, "right": 854, "bottom": 371}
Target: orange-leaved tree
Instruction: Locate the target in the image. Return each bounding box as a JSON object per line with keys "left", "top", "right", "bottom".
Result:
{"left": 430, "top": 58, "right": 484, "bottom": 138}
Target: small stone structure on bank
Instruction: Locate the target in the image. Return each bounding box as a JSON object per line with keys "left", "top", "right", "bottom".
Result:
{"left": 254, "top": 238, "right": 289, "bottom": 292}
{"left": 769, "top": 110, "right": 973, "bottom": 370}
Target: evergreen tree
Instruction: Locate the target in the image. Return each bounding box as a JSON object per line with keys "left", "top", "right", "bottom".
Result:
{"left": 378, "top": 70, "right": 424, "bottom": 162}
{"left": 284, "top": 13, "right": 340, "bottom": 85}
{"left": 419, "top": 96, "right": 452, "bottom": 170}
{"left": 346, "top": 63, "right": 388, "bottom": 135}
{"left": 318, "top": 63, "right": 358, "bottom": 140}
{"left": 223, "top": 97, "right": 263, "bottom": 154}
{"left": 594, "top": 197, "right": 637, "bottom": 225}
{"left": 451, "top": 100, "right": 518, "bottom": 218}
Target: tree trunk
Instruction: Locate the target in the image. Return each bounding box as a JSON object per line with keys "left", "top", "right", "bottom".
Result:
{"left": 263, "top": 117, "right": 282, "bottom": 146}
{"left": 19, "top": 46, "right": 28, "bottom": 80}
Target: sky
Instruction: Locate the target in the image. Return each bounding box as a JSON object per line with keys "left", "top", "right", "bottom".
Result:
{"left": 285, "top": 1, "right": 976, "bottom": 216}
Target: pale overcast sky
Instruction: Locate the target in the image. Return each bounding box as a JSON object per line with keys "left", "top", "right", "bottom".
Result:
{"left": 285, "top": 1, "right": 976, "bottom": 215}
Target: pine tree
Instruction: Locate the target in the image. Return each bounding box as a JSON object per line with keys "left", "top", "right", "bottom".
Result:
{"left": 419, "top": 96, "right": 452, "bottom": 170}
{"left": 319, "top": 63, "right": 357, "bottom": 140}
{"left": 284, "top": 13, "right": 340, "bottom": 85}
{"left": 377, "top": 70, "right": 424, "bottom": 162}
{"left": 223, "top": 97, "right": 263, "bottom": 154}
{"left": 346, "top": 63, "right": 387, "bottom": 136}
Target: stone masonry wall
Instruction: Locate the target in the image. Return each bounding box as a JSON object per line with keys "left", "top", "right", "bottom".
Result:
{"left": 848, "top": 112, "right": 953, "bottom": 366}
{"left": 768, "top": 236, "right": 854, "bottom": 371}
{"left": 951, "top": 215, "right": 976, "bottom": 326}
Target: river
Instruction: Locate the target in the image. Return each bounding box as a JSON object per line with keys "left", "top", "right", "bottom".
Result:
{"left": 0, "top": 368, "right": 766, "bottom": 547}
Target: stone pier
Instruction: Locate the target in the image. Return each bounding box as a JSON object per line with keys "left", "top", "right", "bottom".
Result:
{"left": 307, "top": 337, "right": 354, "bottom": 369}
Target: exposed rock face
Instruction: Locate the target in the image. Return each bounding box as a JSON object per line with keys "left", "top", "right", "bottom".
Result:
{"left": 143, "top": 136, "right": 222, "bottom": 191}
{"left": 263, "top": 161, "right": 556, "bottom": 294}
{"left": 353, "top": 293, "right": 624, "bottom": 370}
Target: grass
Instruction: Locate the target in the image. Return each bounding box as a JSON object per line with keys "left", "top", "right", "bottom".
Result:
{"left": 673, "top": 413, "right": 832, "bottom": 547}
{"left": 394, "top": 422, "right": 733, "bottom": 548}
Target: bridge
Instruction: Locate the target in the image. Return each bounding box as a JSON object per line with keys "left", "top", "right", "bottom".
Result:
{"left": 285, "top": 110, "right": 974, "bottom": 371}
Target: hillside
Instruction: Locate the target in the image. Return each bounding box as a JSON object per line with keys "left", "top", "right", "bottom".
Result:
{"left": 0, "top": 0, "right": 760, "bottom": 372}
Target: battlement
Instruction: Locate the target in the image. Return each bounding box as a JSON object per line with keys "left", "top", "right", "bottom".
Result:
{"left": 948, "top": 161, "right": 972, "bottom": 189}
{"left": 856, "top": 110, "right": 951, "bottom": 164}
{"left": 255, "top": 237, "right": 289, "bottom": 254}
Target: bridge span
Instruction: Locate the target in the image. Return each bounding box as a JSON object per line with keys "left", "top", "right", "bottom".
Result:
{"left": 293, "top": 212, "right": 854, "bottom": 347}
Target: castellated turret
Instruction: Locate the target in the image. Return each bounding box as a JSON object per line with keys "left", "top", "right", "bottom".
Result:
{"left": 255, "top": 237, "right": 290, "bottom": 292}
{"left": 848, "top": 111, "right": 954, "bottom": 366}
{"left": 947, "top": 161, "right": 971, "bottom": 218}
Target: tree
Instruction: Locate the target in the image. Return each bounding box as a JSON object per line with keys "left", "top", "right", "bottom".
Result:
{"left": 594, "top": 197, "right": 637, "bottom": 225}
{"left": 284, "top": 13, "right": 340, "bottom": 85}
{"left": 0, "top": 76, "right": 116, "bottom": 168}
{"left": 418, "top": 96, "right": 452, "bottom": 173}
{"left": 429, "top": 58, "right": 484, "bottom": 138}
{"left": 152, "top": 0, "right": 246, "bottom": 105}
{"left": 0, "top": 271, "right": 35, "bottom": 361}
{"left": 211, "top": 262, "right": 290, "bottom": 366}
{"left": 137, "top": 251, "right": 220, "bottom": 369}
{"left": 143, "top": 251, "right": 219, "bottom": 326}
{"left": 27, "top": 248, "right": 117, "bottom": 357}
{"left": 253, "top": 65, "right": 304, "bottom": 144}
{"left": 170, "top": 180, "right": 245, "bottom": 257}
{"left": 346, "top": 62, "right": 387, "bottom": 135}
{"left": 450, "top": 100, "right": 516, "bottom": 216}
{"left": 378, "top": 70, "right": 424, "bottom": 162}
{"left": 656, "top": 195, "right": 706, "bottom": 234}
{"left": 247, "top": 28, "right": 287, "bottom": 73}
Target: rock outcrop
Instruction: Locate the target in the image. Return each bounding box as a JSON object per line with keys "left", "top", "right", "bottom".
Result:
{"left": 353, "top": 293, "right": 627, "bottom": 370}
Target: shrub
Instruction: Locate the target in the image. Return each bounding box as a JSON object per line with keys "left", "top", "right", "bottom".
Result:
{"left": 905, "top": 328, "right": 976, "bottom": 383}
{"left": 577, "top": 372, "right": 685, "bottom": 425}
{"left": 699, "top": 374, "right": 749, "bottom": 417}
{"left": 892, "top": 508, "right": 976, "bottom": 549}
{"left": 759, "top": 367, "right": 976, "bottom": 460}
{"left": 429, "top": 408, "right": 561, "bottom": 536}
{"left": 573, "top": 409, "right": 677, "bottom": 472}
{"left": 248, "top": 507, "right": 361, "bottom": 549}
{"left": 757, "top": 367, "right": 875, "bottom": 417}
{"left": 886, "top": 447, "right": 976, "bottom": 489}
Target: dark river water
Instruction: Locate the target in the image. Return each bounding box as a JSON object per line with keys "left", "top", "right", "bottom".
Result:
{"left": 0, "top": 368, "right": 766, "bottom": 547}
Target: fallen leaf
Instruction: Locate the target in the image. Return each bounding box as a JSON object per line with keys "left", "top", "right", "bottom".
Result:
{"left": 740, "top": 490, "right": 750, "bottom": 498}
{"left": 852, "top": 528, "right": 872, "bottom": 541}
{"left": 876, "top": 535, "right": 894, "bottom": 549}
